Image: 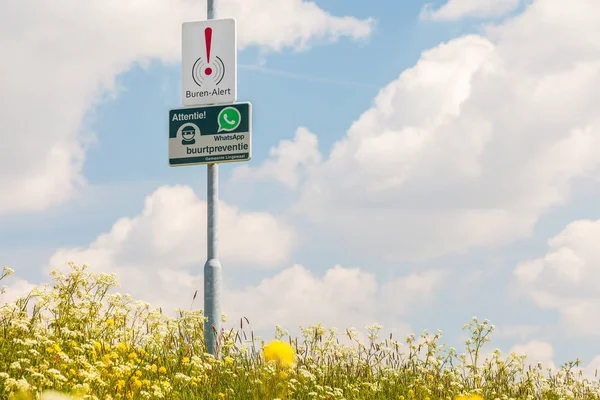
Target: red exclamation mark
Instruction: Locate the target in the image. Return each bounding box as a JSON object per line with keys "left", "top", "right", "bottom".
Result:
{"left": 204, "top": 27, "right": 213, "bottom": 76}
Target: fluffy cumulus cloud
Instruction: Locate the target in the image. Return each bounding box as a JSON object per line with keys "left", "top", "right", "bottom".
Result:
{"left": 231, "top": 127, "right": 321, "bottom": 189}
{"left": 508, "top": 340, "right": 557, "bottom": 371}
{"left": 224, "top": 265, "right": 447, "bottom": 339}
{"left": 473, "top": 338, "right": 554, "bottom": 372}
{"left": 513, "top": 219, "right": 600, "bottom": 336}
{"left": 478, "top": 338, "right": 600, "bottom": 380}
{"left": 1, "top": 277, "right": 36, "bottom": 305}
{"left": 46, "top": 185, "right": 295, "bottom": 312}
{"left": 41, "top": 186, "right": 446, "bottom": 336}
{"left": 420, "top": 0, "right": 521, "bottom": 21}
{"left": 241, "top": 0, "right": 600, "bottom": 261}
{"left": 0, "top": 0, "right": 373, "bottom": 216}
{"left": 503, "top": 340, "right": 600, "bottom": 381}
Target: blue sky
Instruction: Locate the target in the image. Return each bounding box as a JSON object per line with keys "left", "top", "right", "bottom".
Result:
{"left": 3, "top": 0, "right": 600, "bottom": 375}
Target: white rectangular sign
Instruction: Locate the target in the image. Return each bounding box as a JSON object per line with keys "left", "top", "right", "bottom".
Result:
{"left": 182, "top": 18, "right": 237, "bottom": 106}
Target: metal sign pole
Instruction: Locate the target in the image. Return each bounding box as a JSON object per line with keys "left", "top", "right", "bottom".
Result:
{"left": 204, "top": 0, "right": 222, "bottom": 357}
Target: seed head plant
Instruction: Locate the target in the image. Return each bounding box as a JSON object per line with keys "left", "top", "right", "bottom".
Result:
{"left": 1, "top": 263, "right": 599, "bottom": 400}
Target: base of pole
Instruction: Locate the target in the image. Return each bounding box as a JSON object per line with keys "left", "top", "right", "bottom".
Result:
{"left": 204, "top": 258, "right": 222, "bottom": 357}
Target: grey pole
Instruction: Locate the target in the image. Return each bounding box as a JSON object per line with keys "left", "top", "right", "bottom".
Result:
{"left": 204, "top": 0, "right": 222, "bottom": 357}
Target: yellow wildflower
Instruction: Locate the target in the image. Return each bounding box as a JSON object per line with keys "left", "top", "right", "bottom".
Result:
{"left": 11, "top": 389, "right": 33, "bottom": 400}
{"left": 224, "top": 356, "right": 233, "bottom": 365}
{"left": 158, "top": 366, "right": 167, "bottom": 374}
{"left": 262, "top": 340, "right": 295, "bottom": 368}
{"left": 107, "top": 319, "right": 115, "bottom": 326}
{"left": 182, "top": 357, "right": 190, "bottom": 364}
{"left": 150, "top": 364, "right": 158, "bottom": 373}
{"left": 40, "top": 391, "right": 81, "bottom": 400}
{"left": 456, "top": 396, "right": 485, "bottom": 400}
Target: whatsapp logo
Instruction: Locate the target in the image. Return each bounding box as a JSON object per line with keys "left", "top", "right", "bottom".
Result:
{"left": 217, "top": 107, "right": 241, "bottom": 132}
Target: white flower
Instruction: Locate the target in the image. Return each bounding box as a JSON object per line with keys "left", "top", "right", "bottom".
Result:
{"left": 174, "top": 372, "right": 191, "bottom": 382}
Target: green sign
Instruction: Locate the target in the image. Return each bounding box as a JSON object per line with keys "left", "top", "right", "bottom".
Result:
{"left": 168, "top": 102, "right": 252, "bottom": 166}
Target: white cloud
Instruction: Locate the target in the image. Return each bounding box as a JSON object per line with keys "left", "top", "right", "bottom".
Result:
{"left": 0, "top": 0, "right": 373, "bottom": 216}
{"left": 513, "top": 218, "right": 600, "bottom": 336}
{"left": 421, "top": 0, "right": 521, "bottom": 21}
{"left": 232, "top": 127, "right": 321, "bottom": 189}
{"left": 49, "top": 185, "right": 295, "bottom": 269}
{"left": 504, "top": 340, "right": 600, "bottom": 381}
{"left": 1, "top": 278, "right": 36, "bottom": 305}
{"left": 45, "top": 207, "right": 446, "bottom": 339}
{"left": 581, "top": 354, "right": 600, "bottom": 380}
{"left": 219, "top": 1, "right": 374, "bottom": 51}
{"left": 509, "top": 340, "right": 557, "bottom": 371}
{"left": 246, "top": 0, "right": 600, "bottom": 260}
{"left": 26, "top": 258, "right": 447, "bottom": 344}
{"left": 471, "top": 339, "right": 558, "bottom": 375}
{"left": 487, "top": 339, "right": 600, "bottom": 380}
{"left": 225, "top": 265, "right": 447, "bottom": 339}
{"left": 46, "top": 185, "right": 295, "bottom": 312}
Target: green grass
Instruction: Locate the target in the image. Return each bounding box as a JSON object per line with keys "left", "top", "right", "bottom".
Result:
{"left": 1, "top": 263, "right": 599, "bottom": 400}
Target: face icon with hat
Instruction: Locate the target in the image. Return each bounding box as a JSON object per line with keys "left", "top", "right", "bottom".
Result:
{"left": 180, "top": 124, "right": 197, "bottom": 145}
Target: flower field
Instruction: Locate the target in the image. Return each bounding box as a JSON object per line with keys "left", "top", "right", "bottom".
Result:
{"left": 1, "top": 264, "right": 599, "bottom": 400}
